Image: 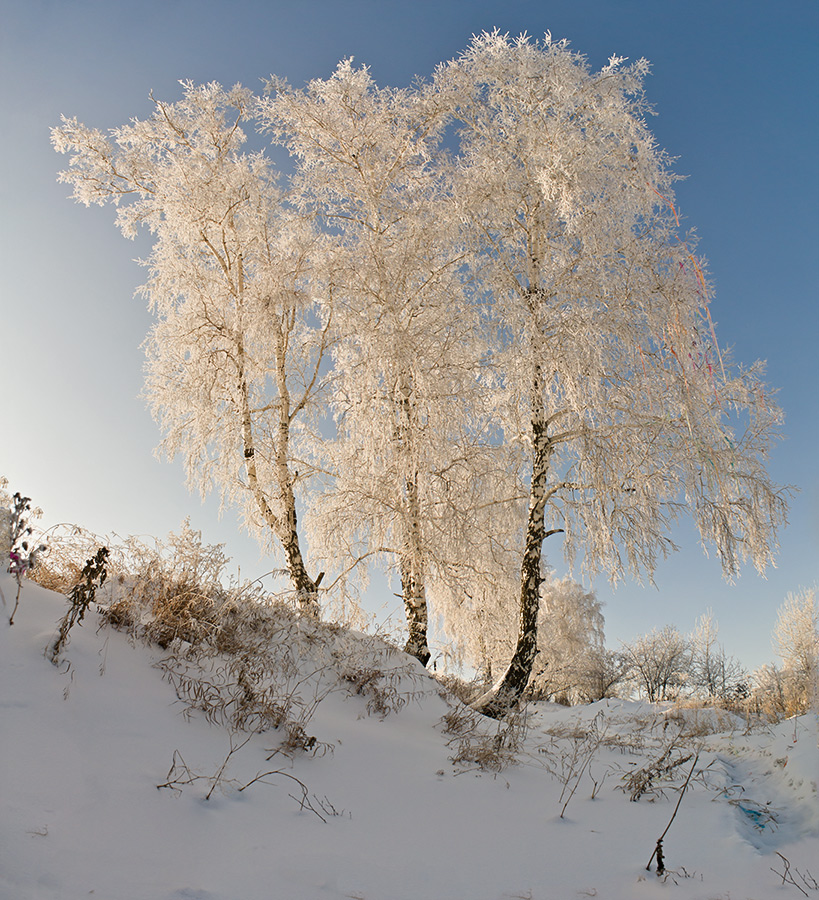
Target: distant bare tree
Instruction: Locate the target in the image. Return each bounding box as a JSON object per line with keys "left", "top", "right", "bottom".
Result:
{"left": 624, "top": 626, "right": 691, "bottom": 703}
{"left": 579, "top": 649, "right": 633, "bottom": 703}
{"left": 688, "top": 611, "right": 747, "bottom": 702}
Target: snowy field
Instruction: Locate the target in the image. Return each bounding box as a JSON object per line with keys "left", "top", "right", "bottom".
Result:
{"left": 1, "top": 573, "right": 817, "bottom": 900}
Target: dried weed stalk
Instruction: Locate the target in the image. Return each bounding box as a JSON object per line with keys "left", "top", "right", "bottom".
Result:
{"left": 619, "top": 727, "right": 694, "bottom": 802}
{"left": 156, "top": 734, "right": 340, "bottom": 820}
{"left": 770, "top": 852, "right": 819, "bottom": 897}
{"left": 536, "top": 711, "right": 609, "bottom": 816}
{"left": 646, "top": 752, "right": 701, "bottom": 875}
{"left": 47, "top": 547, "right": 109, "bottom": 664}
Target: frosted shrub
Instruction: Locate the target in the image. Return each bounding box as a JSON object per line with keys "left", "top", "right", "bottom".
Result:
{"left": 750, "top": 663, "right": 807, "bottom": 720}
{"left": 444, "top": 704, "right": 529, "bottom": 773}
{"left": 528, "top": 577, "right": 607, "bottom": 703}
{"left": 36, "top": 517, "right": 429, "bottom": 756}
{"left": 150, "top": 595, "right": 425, "bottom": 753}
{"left": 454, "top": 572, "right": 616, "bottom": 706}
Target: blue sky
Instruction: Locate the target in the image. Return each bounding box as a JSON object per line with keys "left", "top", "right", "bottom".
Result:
{"left": 1, "top": 0, "right": 816, "bottom": 671}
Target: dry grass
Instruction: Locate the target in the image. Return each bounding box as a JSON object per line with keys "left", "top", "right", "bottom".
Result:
{"left": 25, "top": 519, "right": 444, "bottom": 813}
{"left": 537, "top": 711, "right": 611, "bottom": 816}
{"left": 442, "top": 701, "right": 530, "bottom": 773}
{"left": 34, "top": 520, "right": 431, "bottom": 764}
{"left": 618, "top": 726, "right": 696, "bottom": 802}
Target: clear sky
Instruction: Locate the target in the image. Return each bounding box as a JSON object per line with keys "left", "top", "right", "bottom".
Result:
{"left": 1, "top": 0, "right": 817, "bottom": 672}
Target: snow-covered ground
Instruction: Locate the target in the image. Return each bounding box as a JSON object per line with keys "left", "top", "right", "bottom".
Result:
{"left": 2, "top": 573, "right": 817, "bottom": 900}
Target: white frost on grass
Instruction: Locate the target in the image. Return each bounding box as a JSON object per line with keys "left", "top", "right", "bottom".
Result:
{"left": 1, "top": 573, "right": 817, "bottom": 900}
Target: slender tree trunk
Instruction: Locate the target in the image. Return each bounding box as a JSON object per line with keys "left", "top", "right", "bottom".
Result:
{"left": 237, "top": 297, "right": 319, "bottom": 617}
{"left": 272, "top": 312, "right": 321, "bottom": 616}
{"left": 400, "top": 473, "right": 431, "bottom": 665}
{"left": 238, "top": 394, "right": 319, "bottom": 615}
{"left": 400, "top": 551, "right": 431, "bottom": 666}
{"left": 397, "top": 375, "right": 431, "bottom": 666}
{"left": 278, "top": 468, "right": 321, "bottom": 617}
{"left": 474, "top": 362, "right": 553, "bottom": 717}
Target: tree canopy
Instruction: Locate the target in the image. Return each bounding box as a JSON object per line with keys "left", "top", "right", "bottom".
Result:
{"left": 53, "top": 31, "right": 789, "bottom": 713}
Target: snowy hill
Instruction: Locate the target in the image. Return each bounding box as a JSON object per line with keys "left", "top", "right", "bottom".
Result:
{"left": 1, "top": 573, "right": 817, "bottom": 900}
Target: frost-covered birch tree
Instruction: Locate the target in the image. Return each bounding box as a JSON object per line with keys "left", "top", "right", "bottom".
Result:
{"left": 52, "top": 83, "right": 330, "bottom": 613}
{"left": 258, "top": 62, "right": 518, "bottom": 663}
{"left": 458, "top": 571, "right": 607, "bottom": 703}
{"left": 773, "top": 586, "right": 818, "bottom": 712}
{"left": 688, "top": 611, "right": 746, "bottom": 701}
{"left": 52, "top": 40, "right": 790, "bottom": 690}
{"left": 435, "top": 32, "right": 789, "bottom": 715}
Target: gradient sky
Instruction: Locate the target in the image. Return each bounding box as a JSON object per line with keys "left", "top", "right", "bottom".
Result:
{"left": 2, "top": 0, "right": 817, "bottom": 672}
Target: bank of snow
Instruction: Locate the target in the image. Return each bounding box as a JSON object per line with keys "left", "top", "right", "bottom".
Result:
{"left": 1, "top": 573, "right": 817, "bottom": 900}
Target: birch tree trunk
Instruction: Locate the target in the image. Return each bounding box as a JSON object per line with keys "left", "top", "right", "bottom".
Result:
{"left": 474, "top": 361, "right": 555, "bottom": 717}
{"left": 236, "top": 284, "right": 320, "bottom": 616}
{"left": 401, "top": 472, "right": 431, "bottom": 665}
{"left": 397, "top": 374, "right": 431, "bottom": 664}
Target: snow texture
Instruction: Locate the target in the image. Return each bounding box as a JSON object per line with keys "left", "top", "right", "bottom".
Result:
{"left": 2, "top": 573, "right": 817, "bottom": 900}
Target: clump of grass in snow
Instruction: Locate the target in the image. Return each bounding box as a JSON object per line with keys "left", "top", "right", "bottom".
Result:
{"left": 37, "top": 520, "right": 430, "bottom": 755}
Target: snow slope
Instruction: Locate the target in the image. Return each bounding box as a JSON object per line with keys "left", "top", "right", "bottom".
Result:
{"left": 1, "top": 573, "right": 817, "bottom": 900}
